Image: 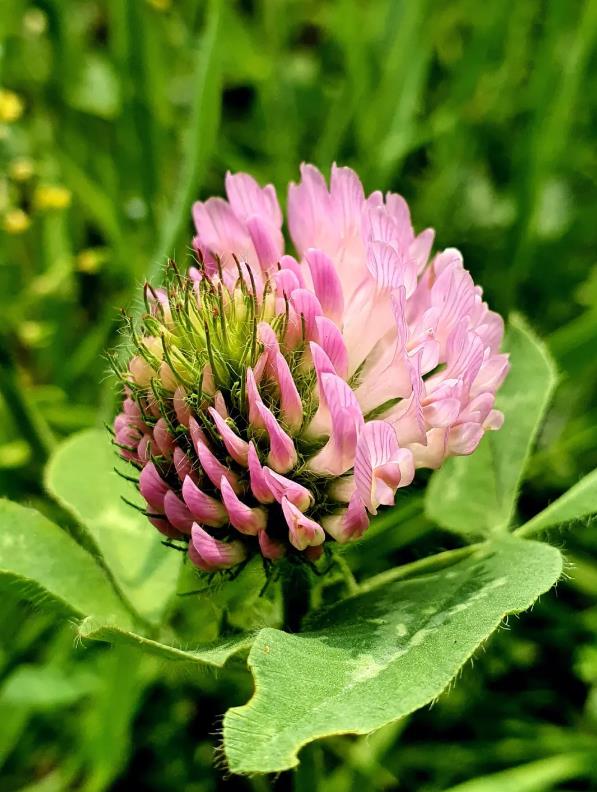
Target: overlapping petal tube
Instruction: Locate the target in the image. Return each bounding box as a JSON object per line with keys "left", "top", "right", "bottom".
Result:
{"left": 114, "top": 165, "right": 509, "bottom": 572}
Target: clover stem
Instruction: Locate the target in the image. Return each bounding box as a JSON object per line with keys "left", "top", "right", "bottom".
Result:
{"left": 281, "top": 561, "right": 312, "bottom": 632}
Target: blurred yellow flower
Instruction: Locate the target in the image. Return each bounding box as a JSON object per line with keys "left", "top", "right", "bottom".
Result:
{"left": 23, "top": 8, "right": 48, "bottom": 36}
{"left": 147, "top": 0, "right": 172, "bottom": 10}
{"left": 77, "top": 247, "right": 109, "bottom": 274}
{"left": 34, "top": 184, "right": 72, "bottom": 211}
{"left": 9, "top": 158, "right": 35, "bottom": 182}
{"left": 18, "top": 320, "right": 52, "bottom": 347}
{"left": 2, "top": 208, "right": 31, "bottom": 234}
{"left": 0, "top": 89, "right": 25, "bottom": 123}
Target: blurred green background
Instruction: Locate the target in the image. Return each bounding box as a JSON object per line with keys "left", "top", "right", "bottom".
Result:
{"left": 1, "top": 0, "right": 596, "bottom": 789}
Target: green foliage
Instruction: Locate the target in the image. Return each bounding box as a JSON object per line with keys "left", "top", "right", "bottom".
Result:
{"left": 0, "top": 499, "right": 132, "bottom": 626}
{"left": 78, "top": 619, "right": 254, "bottom": 669}
{"left": 0, "top": 0, "right": 596, "bottom": 788}
{"left": 442, "top": 754, "right": 595, "bottom": 792}
{"left": 45, "top": 429, "right": 180, "bottom": 624}
{"left": 516, "top": 468, "right": 597, "bottom": 538}
{"left": 1, "top": 663, "right": 95, "bottom": 710}
{"left": 224, "top": 537, "right": 562, "bottom": 774}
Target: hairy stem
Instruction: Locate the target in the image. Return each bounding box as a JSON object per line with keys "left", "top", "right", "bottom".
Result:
{"left": 281, "top": 562, "right": 312, "bottom": 633}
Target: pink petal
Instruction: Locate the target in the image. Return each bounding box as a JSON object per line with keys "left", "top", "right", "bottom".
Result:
{"left": 287, "top": 164, "right": 331, "bottom": 256}
{"left": 220, "top": 476, "right": 266, "bottom": 535}
{"left": 246, "top": 214, "right": 283, "bottom": 271}
{"left": 409, "top": 427, "right": 448, "bottom": 470}
{"left": 153, "top": 418, "right": 174, "bottom": 459}
{"left": 384, "top": 193, "right": 413, "bottom": 247}
{"left": 181, "top": 475, "right": 227, "bottom": 527}
{"left": 445, "top": 322, "right": 484, "bottom": 387}
{"left": 208, "top": 406, "right": 249, "bottom": 466}
{"left": 225, "top": 171, "right": 282, "bottom": 228}
{"left": 422, "top": 398, "right": 462, "bottom": 428}
{"left": 159, "top": 361, "right": 177, "bottom": 391}
{"left": 257, "top": 322, "right": 281, "bottom": 378}
{"left": 354, "top": 420, "right": 413, "bottom": 514}
{"left": 246, "top": 368, "right": 265, "bottom": 430}
{"left": 189, "top": 523, "right": 247, "bottom": 572}
{"left": 247, "top": 441, "right": 275, "bottom": 503}
{"left": 253, "top": 352, "right": 268, "bottom": 384}
{"left": 308, "top": 373, "right": 364, "bottom": 476}
{"left": 139, "top": 462, "right": 169, "bottom": 511}
{"left": 330, "top": 164, "right": 365, "bottom": 237}
{"left": 274, "top": 267, "right": 301, "bottom": 299}
{"left": 188, "top": 416, "right": 207, "bottom": 449}
{"left": 367, "top": 239, "right": 416, "bottom": 297}
{"left": 173, "top": 447, "right": 194, "bottom": 483}
{"left": 258, "top": 530, "right": 286, "bottom": 560}
{"left": 387, "top": 351, "right": 427, "bottom": 446}
{"left": 315, "top": 316, "right": 349, "bottom": 379}
{"left": 484, "top": 409, "right": 504, "bottom": 431}
{"left": 305, "top": 248, "right": 344, "bottom": 326}
{"left": 305, "top": 341, "right": 336, "bottom": 437}
{"left": 447, "top": 422, "right": 484, "bottom": 456}
{"left": 113, "top": 413, "right": 128, "bottom": 434}
{"left": 195, "top": 436, "right": 241, "bottom": 492}
{"left": 274, "top": 353, "right": 303, "bottom": 432}
{"left": 281, "top": 497, "right": 325, "bottom": 551}
{"left": 458, "top": 392, "right": 494, "bottom": 425}
{"left": 310, "top": 341, "right": 336, "bottom": 379}
{"left": 471, "top": 353, "right": 510, "bottom": 396}
{"left": 323, "top": 492, "right": 370, "bottom": 543}
{"left": 164, "top": 490, "right": 194, "bottom": 534}
{"left": 353, "top": 287, "right": 412, "bottom": 414}
{"left": 431, "top": 254, "right": 476, "bottom": 350}
{"left": 410, "top": 227, "right": 435, "bottom": 274}
{"left": 115, "top": 423, "right": 141, "bottom": 455}
{"left": 128, "top": 355, "right": 155, "bottom": 388}
{"left": 137, "top": 433, "right": 151, "bottom": 463}
{"left": 256, "top": 401, "right": 298, "bottom": 474}
{"left": 367, "top": 204, "right": 399, "bottom": 246}
{"left": 213, "top": 391, "right": 229, "bottom": 418}
{"left": 289, "top": 288, "right": 323, "bottom": 341}
{"left": 262, "top": 467, "right": 313, "bottom": 511}
{"left": 192, "top": 197, "right": 253, "bottom": 269}
{"left": 123, "top": 397, "right": 143, "bottom": 423}
{"left": 279, "top": 254, "right": 306, "bottom": 288}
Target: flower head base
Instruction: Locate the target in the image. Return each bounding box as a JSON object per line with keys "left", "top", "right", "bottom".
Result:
{"left": 113, "top": 165, "right": 509, "bottom": 574}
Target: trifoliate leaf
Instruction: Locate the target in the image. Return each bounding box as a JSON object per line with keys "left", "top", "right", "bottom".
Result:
{"left": 223, "top": 536, "right": 562, "bottom": 774}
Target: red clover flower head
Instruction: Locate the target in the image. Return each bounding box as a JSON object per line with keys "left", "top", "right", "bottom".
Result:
{"left": 113, "top": 165, "right": 509, "bottom": 573}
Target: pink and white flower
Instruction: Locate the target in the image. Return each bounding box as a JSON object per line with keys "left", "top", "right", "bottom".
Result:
{"left": 114, "top": 164, "right": 508, "bottom": 571}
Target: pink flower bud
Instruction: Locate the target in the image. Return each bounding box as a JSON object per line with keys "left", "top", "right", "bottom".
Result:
{"left": 281, "top": 497, "right": 325, "bottom": 551}
{"left": 181, "top": 476, "right": 227, "bottom": 527}
{"left": 220, "top": 476, "right": 266, "bottom": 535}
{"left": 208, "top": 406, "right": 249, "bottom": 466}
{"left": 139, "top": 462, "right": 169, "bottom": 511}
{"left": 164, "top": 490, "right": 194, "bottom": 534}
{"left": 189, "top": 524, "right": 247, "bottom": 572}
{"left": 247, "top": 442, "right": 275, "bottom": 504}
{"left": 173, "top": 386, "right": 191, "bottom": 426}
{"left": 262, "top": 467, "right": 313, "bottom": 512}
{"left": 256, "top": 402, "right": 297, "bottom": 473}
{"left": 258, "top": 530, "right": 286, "bottom": 560}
